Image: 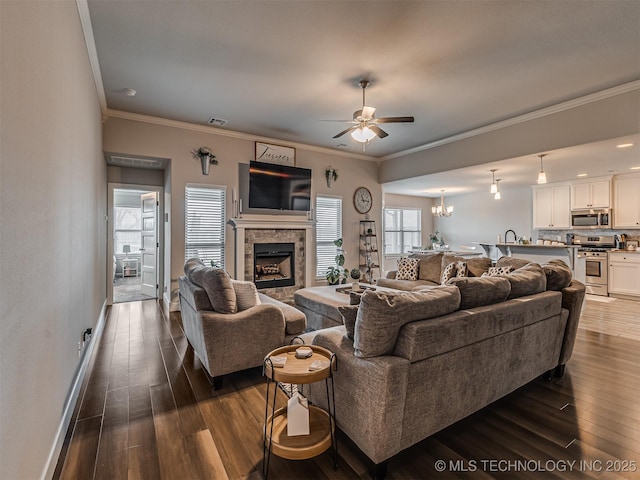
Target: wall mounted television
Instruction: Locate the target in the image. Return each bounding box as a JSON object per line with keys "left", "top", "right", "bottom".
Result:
{"left": 249, "top": 161, "right": 312, "bottom": 211}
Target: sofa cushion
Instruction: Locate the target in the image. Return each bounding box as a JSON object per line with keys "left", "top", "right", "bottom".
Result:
{"left": 496, "top": 256, "right": 531, "bottom": 271}
{"left": 354, "top": 286, "right": 461, "bottom": 358}
{"left": 542, "top": 260, "right": 573, "bottom": 291}
{"left": 448, "top": 276, "right": 511, "bottom": 309}
{"left": 184, "top": 258, "right": 237, "bottom": 314}
{"left": 409, "top": 253, "right": 444, "bottom": 283}
{"left": 376, "top": 278, "right": 438, "bottom": 291}
{"left": 232, "top": 280, "right": 261, "bottom": 311}
{"left": 396, "top": 257, "right": 419, "bottom": 280}
{"left": 338, "top": 305, "right": 358, "bottom": 340}
{"left": 506, "top": 262, "right": 547, "bottom": 299}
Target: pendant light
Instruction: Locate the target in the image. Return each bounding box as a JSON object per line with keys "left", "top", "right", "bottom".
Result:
{"left": 494, "top": 179, "right": 501, "bottom": 200}
{"left": 432, "top": 190, "right": 453, "bottom": 217}
{"left": 537, "top": 154, "right": 547, "bottom": 184}
{"left": 490, "top": 169, "right": 498, "bottom": 194}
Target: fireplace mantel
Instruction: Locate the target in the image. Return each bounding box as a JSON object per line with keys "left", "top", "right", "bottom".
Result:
{"left": 228, "top": 217, "right": 315, "bottom": 288}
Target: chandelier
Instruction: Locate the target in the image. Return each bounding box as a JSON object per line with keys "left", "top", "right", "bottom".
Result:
{"left": 432, "top": 190, "right": 453, "bottom": 217}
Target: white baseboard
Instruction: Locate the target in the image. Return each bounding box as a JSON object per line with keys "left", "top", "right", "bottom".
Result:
{"left": 41, "top": 300, "right": 108, "bottom": 480}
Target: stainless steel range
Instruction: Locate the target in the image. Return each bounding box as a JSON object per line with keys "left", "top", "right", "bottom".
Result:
{"left": 573, "top": 234, "right": 615, "bottom": 296}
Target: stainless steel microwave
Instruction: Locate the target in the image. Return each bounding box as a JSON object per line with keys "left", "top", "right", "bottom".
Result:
{"left": 571, "top": 209, "right": 611, "bottom": 228}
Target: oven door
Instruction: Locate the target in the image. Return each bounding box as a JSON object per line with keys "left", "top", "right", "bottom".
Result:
{"left": 584, "top": 257, "right": 607, "bottom": 285}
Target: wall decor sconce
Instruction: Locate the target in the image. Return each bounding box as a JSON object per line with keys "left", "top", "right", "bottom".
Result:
{"left": 191, "top": 146, "right": 218, "bottom": 175}
{"left": 325, "top": 166, "right": 338, "bottom": 187}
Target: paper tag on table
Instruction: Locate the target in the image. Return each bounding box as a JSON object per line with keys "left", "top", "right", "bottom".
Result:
{"left": 287, "top": 393, "right": 310, "bottom": 436}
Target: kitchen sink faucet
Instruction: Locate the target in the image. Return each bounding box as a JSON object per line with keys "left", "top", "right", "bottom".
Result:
{"left": 505, "top": 230, "right": 517, "bottom": 244}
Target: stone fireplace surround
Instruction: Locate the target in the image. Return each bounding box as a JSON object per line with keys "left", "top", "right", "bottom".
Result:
{"left": 228, "top": 218, "right": 315, "bottom": 301}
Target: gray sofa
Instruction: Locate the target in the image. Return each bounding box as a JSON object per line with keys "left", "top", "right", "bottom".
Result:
{"left": 178, "top": 258, "right": 306, "bottom": 387}
{"left": 302, "top": 260, "right": 585, "bottom": 478}
{"left": 377, "top": 252, "right": 493, "bottom": 290}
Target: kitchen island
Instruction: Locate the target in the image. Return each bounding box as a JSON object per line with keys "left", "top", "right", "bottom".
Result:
{"left": 479, "top": 243, "right": 585, "bottom": 283}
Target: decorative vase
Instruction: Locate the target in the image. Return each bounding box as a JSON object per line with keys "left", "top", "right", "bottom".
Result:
{"left": 201, "top": 155, "right": 211, "bottom": 175}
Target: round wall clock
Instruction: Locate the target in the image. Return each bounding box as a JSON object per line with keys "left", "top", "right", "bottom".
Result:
{"left": 354, "top": 187, "right": 373, "bottom": 214}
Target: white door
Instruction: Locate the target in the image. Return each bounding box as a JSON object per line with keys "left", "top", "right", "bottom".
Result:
{"left": 140, "top": 192, "right": 158, "bottom": 297}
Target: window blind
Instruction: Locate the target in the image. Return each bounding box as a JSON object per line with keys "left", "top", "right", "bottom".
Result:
{"left": 316, "top": 195, "right": 342, "bottom": 277}
{"left": 384, "top": 208, "right": 421, "bottom": 255}
{"left": 185, "top": 185, "right": 226, "bottom": 268}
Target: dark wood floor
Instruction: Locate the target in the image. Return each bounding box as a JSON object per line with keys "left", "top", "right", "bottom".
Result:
{"left": 55, "top": 298, "right": 640, "bottom": 480}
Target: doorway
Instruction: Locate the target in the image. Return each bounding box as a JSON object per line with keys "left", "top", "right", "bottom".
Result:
{"left": 108, "top": 185, "right": 163, "bottom": 304}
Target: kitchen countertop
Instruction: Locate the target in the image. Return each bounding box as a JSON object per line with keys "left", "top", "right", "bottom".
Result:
{"left": 481, "top": 243, "right": 580, "bottom": 248}
{"left": 609, "top": 249, "right": 640, "bottom": 254}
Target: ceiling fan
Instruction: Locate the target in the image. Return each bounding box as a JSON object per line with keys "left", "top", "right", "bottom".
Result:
{"left": 328, "top": 80, "right": 415, "bottom": 145}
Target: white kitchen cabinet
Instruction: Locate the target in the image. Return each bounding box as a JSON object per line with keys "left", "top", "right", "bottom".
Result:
{"left": 533, "top": 184, "right": 571, "bottom": 229}
{"left": 609, "top": 252, "right": 640, "bottom": 298}
{"left": 571, "top": 178, "right": 611, "bottom": 209}
{"left": 613, "top": 174, "right": 640, "bottom": 228}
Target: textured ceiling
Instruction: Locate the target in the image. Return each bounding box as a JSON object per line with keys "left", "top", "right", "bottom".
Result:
{"left": 87, "top": 0, "right": 640, "bottom": 192}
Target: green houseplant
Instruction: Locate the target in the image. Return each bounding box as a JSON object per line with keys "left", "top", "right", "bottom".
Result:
{"left": 326, "top": 238, "right": 347, "bottom": 285}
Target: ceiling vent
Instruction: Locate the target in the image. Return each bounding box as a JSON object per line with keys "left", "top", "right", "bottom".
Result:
{"left": 208, "top": 117, "right": 228, "bottom": 127}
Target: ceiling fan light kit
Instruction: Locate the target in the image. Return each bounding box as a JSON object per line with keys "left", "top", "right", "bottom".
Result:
{"left": 329, "top": 79, "right": 414, "bottom": 147}
{"left": 432, "top": 190, "right": 453, "bottom": 217}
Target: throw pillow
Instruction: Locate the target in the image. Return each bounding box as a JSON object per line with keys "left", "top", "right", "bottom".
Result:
{"left": 338, "top": 305, "right": 359, "bottom": 340}
{"left": 354, "top": 287, "right": 461, "bottom": 358}
{"left": 481, "top": 266, "right": 513, "bottom": 277}
{"left": 441, "top": 262, "right": 457, "bottom": 284}
{"left": 231, "top": 280, "right": 261, "bottom": 311}
{"left": 396, "top": 257, "right": 419, "bottom": 281}
{"left": 455, "top": 261, "right": 467, "bottom": 278}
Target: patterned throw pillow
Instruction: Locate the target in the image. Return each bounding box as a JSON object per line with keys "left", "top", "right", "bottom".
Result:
{"left": 441, "top": 262, "right": 457, "bottom": 284}
{"left": 396, "top": 257, "right": 419, "bottom": 281}
{"left": 455, "top": 261, "right": 467, "bottom": 278}
{"left": 481, "top": 266, "right": 513, "bottom": 277}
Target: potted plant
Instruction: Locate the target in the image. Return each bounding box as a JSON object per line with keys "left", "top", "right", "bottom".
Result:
{"left": 325, "top": 166, "right": 338, "bottom": 188}
{"left": 191, "top": 146, "right": 218, "bottom": 175}
{"left": 326, "top": 238, "right": 347, "bottom": 285}
{"left": 349, "top": 267, "right": 362, "bottom": 290}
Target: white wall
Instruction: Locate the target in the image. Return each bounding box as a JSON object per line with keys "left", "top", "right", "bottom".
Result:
{"left": 433, "top": 184, "right": 533, "bottom": 253}
{"left": 102, "top": 117, "right": 381, "bottom": 305}
{"left": 0, "top": 2, "right": 106, "bottom": 479}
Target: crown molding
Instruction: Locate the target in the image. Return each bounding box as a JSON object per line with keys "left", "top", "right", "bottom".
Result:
{"left": 76, "top": 0, "right": 107, "bottom": 113}
{"left": 105, "top": 109, "right": 377, "bottom": 161}
{"left": 381, "top": 79, "right": 640, "bottom": 162}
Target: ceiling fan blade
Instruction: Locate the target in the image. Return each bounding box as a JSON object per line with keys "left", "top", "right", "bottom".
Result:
{"left": 376, "top": 116, "right": 415, "bottom": 124}
{"left": 318, "top": 119, "right": 357, "bottom": 123}
{"left": 362, "top": 105, "right": 376, "bottom": 120}
{"left": 370, "top": 125, "right": 389, "bottom": 138}
{"left": 333, "top": 126, "right": 358, "bottom": 138}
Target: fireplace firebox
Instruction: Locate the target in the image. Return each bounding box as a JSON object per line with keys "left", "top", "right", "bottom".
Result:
{"left": 253, "top": 243, "right": 295, "bottom": 289}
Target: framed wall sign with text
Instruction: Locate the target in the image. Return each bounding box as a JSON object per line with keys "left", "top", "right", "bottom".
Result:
{"left": 255, "top": 142, "right": 296, "bottom": 166}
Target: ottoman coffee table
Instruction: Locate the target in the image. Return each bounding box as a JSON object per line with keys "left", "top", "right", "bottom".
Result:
{"left": 294, "top": 284, "right": 388, "bottom": 331}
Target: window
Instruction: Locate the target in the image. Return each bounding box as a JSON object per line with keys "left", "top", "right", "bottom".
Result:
{"left": 185, "top": 185, "right": 226, "bottom": 268}
{"left": 315, "top": 195, "right": 342, "bottom": 277}
{"left": 114, "top": 206, "right": 142, "bottom": 254}
{"left": 384, "top": 208, "right": 421, "bottom": 255}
